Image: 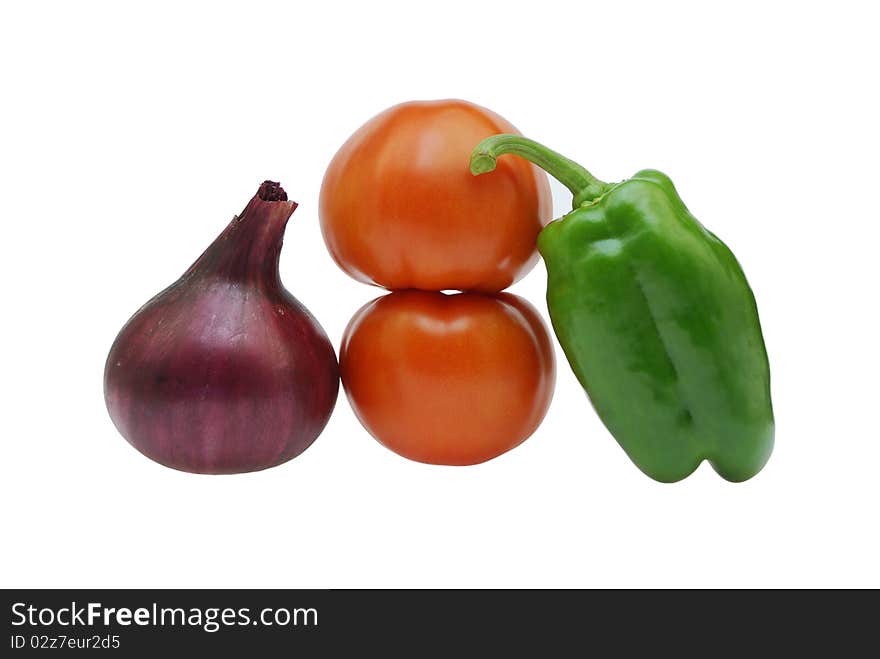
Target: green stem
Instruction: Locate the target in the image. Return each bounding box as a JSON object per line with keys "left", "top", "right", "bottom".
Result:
{"left": 470, "top": 134, "right": 610, "bottom": 206}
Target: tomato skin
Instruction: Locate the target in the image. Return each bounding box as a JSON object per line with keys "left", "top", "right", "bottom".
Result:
{"left": 340, "top": 291, "right": 555, "bottom": 465}
{"left": 319, "top": 99, "right": 552, "bottom": 292}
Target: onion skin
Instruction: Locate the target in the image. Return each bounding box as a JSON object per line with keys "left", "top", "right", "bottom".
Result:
{"left": 104, "top": 182, "right": 339, "bottom": 474}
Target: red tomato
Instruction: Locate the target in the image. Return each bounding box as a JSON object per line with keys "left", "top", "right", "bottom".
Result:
{"left": 319, "top": 99, "right": 552, "bottom": 292}
{"left": 340, "top": 290, "right": 555, "bottom": 465}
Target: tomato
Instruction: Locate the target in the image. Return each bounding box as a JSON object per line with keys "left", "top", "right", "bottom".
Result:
{"left": 340, "top": 290, "right": 555, "bottom": 465}
{"left": 319, "top": 99, "right": 552, "bottom": 292}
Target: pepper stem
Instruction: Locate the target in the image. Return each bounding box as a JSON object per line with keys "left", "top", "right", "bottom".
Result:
{"left": 470, "top": 134, "right": 610, "bottom": 206}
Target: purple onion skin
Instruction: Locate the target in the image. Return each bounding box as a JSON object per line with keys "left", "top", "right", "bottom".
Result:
{"left": 104, "top": 182, "right": 339, "bottom": 474}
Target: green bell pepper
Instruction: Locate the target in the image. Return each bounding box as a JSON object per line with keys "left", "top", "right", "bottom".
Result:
{"left": 471, "top": 135, "right": 774, "bottom": 482}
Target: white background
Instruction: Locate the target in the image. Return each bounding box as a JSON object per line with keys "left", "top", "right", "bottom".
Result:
{"left": 2, "top": 1, "right": 878, "bottom": 588}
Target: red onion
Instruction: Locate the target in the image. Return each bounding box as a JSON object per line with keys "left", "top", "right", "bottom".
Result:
{"left": 104, "top": 181, "right": 339, "bottom": 474}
